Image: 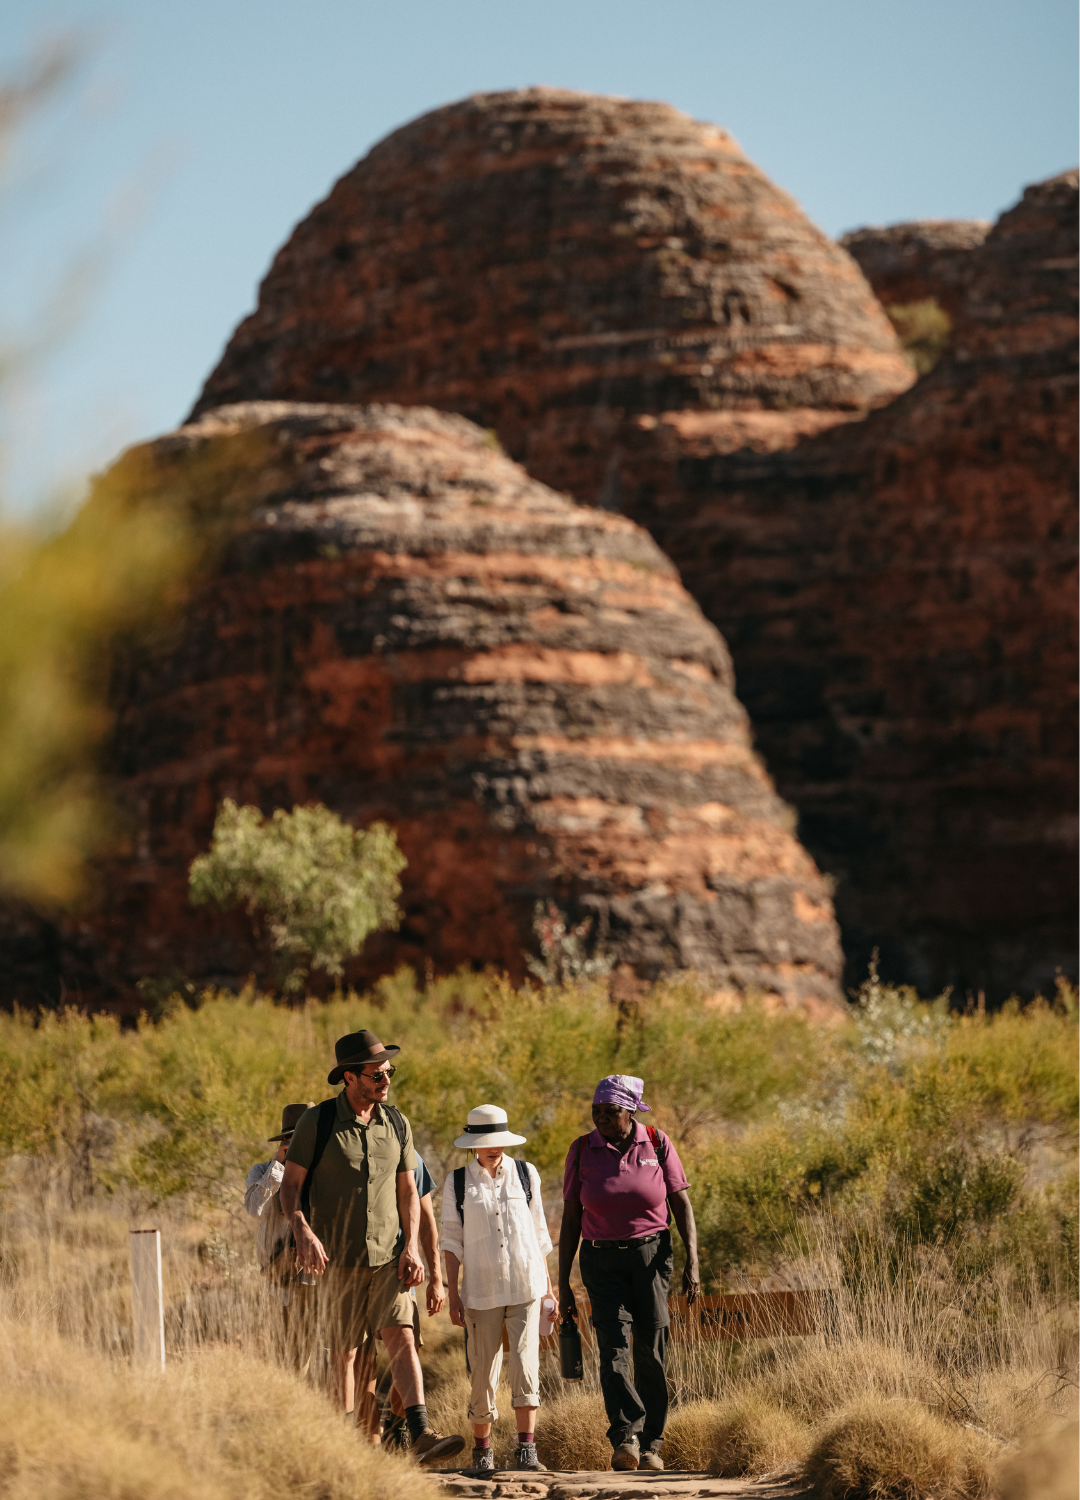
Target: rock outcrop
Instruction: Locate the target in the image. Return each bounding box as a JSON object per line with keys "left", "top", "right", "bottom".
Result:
{"left": 658, "top": 171, "right": 1079, "bottom": 998}
{"left": 193, "top": 88, "right": 914, "bottom": 507}
{"left": 839, "top": 220, "right": 990, "bottom": 315}
{"left": 94, "top": 402, "right": 843, "bottom": 1010}
{"left": 188, "top": 87, "right": 1077, "bottom": 998}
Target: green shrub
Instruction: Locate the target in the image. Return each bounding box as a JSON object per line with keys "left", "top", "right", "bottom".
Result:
{"left": 189, "top": 800, "right": 405, "bottom": 994}
{"left": 885, "top": 298, "right": 952, "bottom": 375}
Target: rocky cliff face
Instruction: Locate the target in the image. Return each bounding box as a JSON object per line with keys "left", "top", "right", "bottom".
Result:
{"left": 189, "top": 89, "right": 1076, "bottom": 997}
{"left": 839, "top": 220, "right": 990, "bottom": 315}
{"left": 657, "top": 172, "right": 1079, "bottom": 998}
{"left": 95, "top": 403, "right": 843, "bottom": 1011}
{"left": 193, "top": 88, "right": 914, "bottom": 506}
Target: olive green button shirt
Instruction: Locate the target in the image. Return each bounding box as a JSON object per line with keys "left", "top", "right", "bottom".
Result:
{"left": 286, "top": 1091, "right": 417, "bottom": 1268}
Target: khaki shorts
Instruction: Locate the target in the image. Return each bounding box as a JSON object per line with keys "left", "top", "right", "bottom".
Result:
{"left": 318, "top": 1262, "right": 415, "bottom": 1352}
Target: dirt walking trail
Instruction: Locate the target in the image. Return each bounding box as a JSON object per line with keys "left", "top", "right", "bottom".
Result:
{"left": 437, "top": 1467, "right": 811, "bottom": 1499}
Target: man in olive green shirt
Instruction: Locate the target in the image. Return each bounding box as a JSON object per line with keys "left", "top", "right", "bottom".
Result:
{"left": 281, "top": 1029, "right": 463, "bottom": 1465}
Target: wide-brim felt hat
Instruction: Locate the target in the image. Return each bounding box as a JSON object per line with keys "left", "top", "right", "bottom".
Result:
{"left": 453, "top": 1104, "right": 527, "bottom": 1150}
{"left": 328, "top": 1028, "right": 401, "bottom": 1085}
{"left": 268, "top": 1101, "right": 315, "bottom": 1141}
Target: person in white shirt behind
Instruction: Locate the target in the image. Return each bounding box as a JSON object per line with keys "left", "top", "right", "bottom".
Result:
{"left": 244, "top": 1102, "right": 316, "bottom": 1366}
{"left": 442, "top": 1105, "right": 556, "bottom": 1474}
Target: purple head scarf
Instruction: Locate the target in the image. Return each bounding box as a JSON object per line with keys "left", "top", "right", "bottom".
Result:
{"left": 593, "top": 1074, "right": 651, "bottom": 1112}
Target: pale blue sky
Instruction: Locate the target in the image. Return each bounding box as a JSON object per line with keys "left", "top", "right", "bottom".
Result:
{"left": 3, "top": 0, "right": 1077, "bottom": 510}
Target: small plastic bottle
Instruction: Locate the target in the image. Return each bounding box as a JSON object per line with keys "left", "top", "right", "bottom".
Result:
{"left": 538, "top": 1294, "right": 556, "bottom": 1337}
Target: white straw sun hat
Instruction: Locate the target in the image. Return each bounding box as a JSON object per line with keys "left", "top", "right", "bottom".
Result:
{"left": 453, "top": 1104, "right": 527, "bottom": 1150}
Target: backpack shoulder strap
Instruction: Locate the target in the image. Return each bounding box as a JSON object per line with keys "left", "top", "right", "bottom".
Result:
{"left": 576, "top": 1134, "right": 587, "bottom": 1164}
{"left": 454, "top": 1165, "right": 466, "bottom": 1221}
{"left": 382, "top": 1103, "right": 408, "bottom": 1152}
{"left": 515, "top": 1158, "right": 532, "bottom": 1205}
{"left": 300, "top": 1097, "right": 337, "bottom": 1219}
{"left": 646, "top": 1124, "right": 667, "bottom": 1165}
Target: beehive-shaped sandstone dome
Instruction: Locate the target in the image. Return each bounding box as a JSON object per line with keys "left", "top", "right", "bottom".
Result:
{"left": 658, "top": 172, "right": 1079, "bottom": 999}
{"left": 99, "top": 403, "right": 843, "bottom": 1010}
{"left": 193, "top": 88, "right": 913, "bottom": 503}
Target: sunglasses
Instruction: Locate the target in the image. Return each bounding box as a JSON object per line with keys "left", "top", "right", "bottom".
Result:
{"left": 360, "top": 1067, "right": 396, "bottom": 1082}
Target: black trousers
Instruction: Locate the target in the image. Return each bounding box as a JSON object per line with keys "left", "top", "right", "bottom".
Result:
{"left": 579, "top": 1229, "right": 673, "bottom": 1451}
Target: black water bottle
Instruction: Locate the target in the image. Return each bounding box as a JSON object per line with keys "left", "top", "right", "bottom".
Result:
{"left": 559, "top": 1312, "right": 583, "bottom": 1382}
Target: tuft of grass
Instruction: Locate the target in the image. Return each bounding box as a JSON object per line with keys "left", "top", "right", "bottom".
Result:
{"left": 996, "top": 1422, "right": 1079, "bottom": 1500}
{"left": 746, "top": 1337, "right": 930, "bottom": 1425}
{"left": 805, "top": 1395, "right": 997, "bottom": 1500}
{"left": 662, "top": 1394, "right": 810, "bottom": 1476}
{"left": 0, "top": 1317, "right": 431, "bottom": 1500}
{"left": 534, "top": 1391, "right": 611, "bottom": 1471}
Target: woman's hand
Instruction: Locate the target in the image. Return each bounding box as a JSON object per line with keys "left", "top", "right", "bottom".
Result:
{"left": 558, "top": 1281, "right": 576, "bottom": 1321}
{"left": 545, "top": 1280, "right": 559, "bottom": 1322}
{"left": 682, "top": 1258, "right": 701, "bottom": 1306}
{"left": 448, "top": 1289, "right": 466, "bottom": 1328}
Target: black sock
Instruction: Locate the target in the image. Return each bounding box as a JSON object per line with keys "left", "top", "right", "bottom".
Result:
{"left": 405, "top": 1404, "right": 429, "bottom": 1441}
{"left": 474, "top": 1436, "right": 491, "bottom": 1449}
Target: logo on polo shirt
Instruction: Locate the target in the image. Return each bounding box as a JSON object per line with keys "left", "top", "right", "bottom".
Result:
{"left": 640, "top": 1158, "right": 658, "bottom": 1166}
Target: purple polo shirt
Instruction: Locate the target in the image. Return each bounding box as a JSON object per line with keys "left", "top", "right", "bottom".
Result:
{"left": 563, "top": 1123, "right": 689, "bottom": 1241}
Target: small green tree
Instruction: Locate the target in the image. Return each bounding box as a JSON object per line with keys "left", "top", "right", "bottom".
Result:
{"left": 189, "top": 799, "right": 406, "bottom": 995}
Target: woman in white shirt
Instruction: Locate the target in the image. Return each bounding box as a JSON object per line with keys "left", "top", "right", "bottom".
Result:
{"left": 442, "top": 1105, "right": 556, "bottom": 1474}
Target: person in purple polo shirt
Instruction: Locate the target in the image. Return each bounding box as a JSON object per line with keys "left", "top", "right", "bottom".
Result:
{"left": 558, "top": 1075, "right": 700, "bottom": 1473}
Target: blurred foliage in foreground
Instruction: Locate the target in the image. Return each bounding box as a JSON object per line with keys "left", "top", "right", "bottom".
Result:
{"left": 0, "top": 471, "right": 191, "bottom": 905}
{"left": 0, "top": 44, "right": 192, "bottom": 908}
{"left": 1, "top": 968, "right": 1075, "bottom": 1298}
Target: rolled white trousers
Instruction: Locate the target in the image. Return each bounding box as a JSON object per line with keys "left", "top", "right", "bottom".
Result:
{"left": 464, "top": 1298, "right": 541, "bottom": 1423}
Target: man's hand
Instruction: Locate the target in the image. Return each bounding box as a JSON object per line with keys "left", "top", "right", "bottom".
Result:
{"left": 397, "top": 1244, "right": 425, "bottom": 1287}
{"left": 558, "top": 1282, "right": 576, "bottom": 1321}
{"left": 426, "top": 1275, "right": 446, "bottom": 1316}
{"left": 682, "top": 1259, "right": 701, "bottom": 1306}
{"left": 447, "top": 1288, "right": 466, "bottom": 1328}
{"left": 293, "top": 1218, "right": 329, "bottom": 1275}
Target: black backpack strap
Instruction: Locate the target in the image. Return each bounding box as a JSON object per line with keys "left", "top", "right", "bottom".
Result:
{"left": 454, "top": 1166, "right": 466, "bottom": 1221}
{"left": 515, "top": 1158, "right": 532, "bottom": 1205}
{"left": 381, "top": 1103, "right": 408, "bottom": 1157}
{"left": 299, "top": 1098, "right": 337, "bottom": 1219}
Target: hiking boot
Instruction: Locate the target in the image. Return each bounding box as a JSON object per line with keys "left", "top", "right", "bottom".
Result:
{"left": 514, "top": 1441, "right": 546, "bottom": 1471}
{"left": 611, "top": 1436, "right": 640, "bottom": 1471}
{"left": 470, "top": 1446, "right": 496, "bottom": 1472}
{"left": 639, "top": 1446, "right": 664, "bottom": 1470}
{"left": 412, "top": 1430, "right": 466, "bottom": 1466}
{"left": 381, "top": 1414, "right": 409, "bottom": 1452}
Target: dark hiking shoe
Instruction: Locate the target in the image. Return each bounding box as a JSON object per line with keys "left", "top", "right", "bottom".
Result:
{"left": 412, "top": 1430, "right": 466, "bottom": 1465}
{"left": 515, "top": 1442, "right": 546, "bottom": 1471}
{"left": 381, "top": 1414, "right": 409, "bottom": 1451}
{"left": 640, "top": 1446, "right": 665, "bottom": 1470}
{"left": 611, "top": 1436, "right": 640, "bottom": 1470}
{"left": 470, "top": 1446, "right": 496, "bottom": 1472}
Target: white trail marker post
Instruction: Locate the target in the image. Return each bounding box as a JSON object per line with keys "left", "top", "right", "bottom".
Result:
{"left": 129, "top": 1228, "right": 165, "bottom": 1369}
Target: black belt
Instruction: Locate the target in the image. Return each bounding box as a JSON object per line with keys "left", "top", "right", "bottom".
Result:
{"left": 588, "top": 1232, "right": 660, "bottom": 1250}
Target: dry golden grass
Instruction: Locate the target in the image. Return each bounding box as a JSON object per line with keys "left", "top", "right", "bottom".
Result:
{"left": 996, "top": 1422, "right": 1079, "bottom": 1500}
{"left": 1, "top": 1164, "right": 1075, "bottom": 1494}
{"left": 534, "top": 1390, "right": 611, "bottom": 1471}
{"left": 806, "top": 1396, "right": 998, "bottom": 1500}
{"left": 743, "top": 1337, "right": 931, "bottom": 1423}
{"left": 0, "top": 1316, "right": 433, "bottom": 1500}
{"left": 662, "top": 1394, "right": 810, "bottom": 1475}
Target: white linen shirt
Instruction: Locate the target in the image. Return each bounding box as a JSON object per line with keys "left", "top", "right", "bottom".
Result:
{"left": 441, "top": 1158, "right": 553, "bottom": 1312}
